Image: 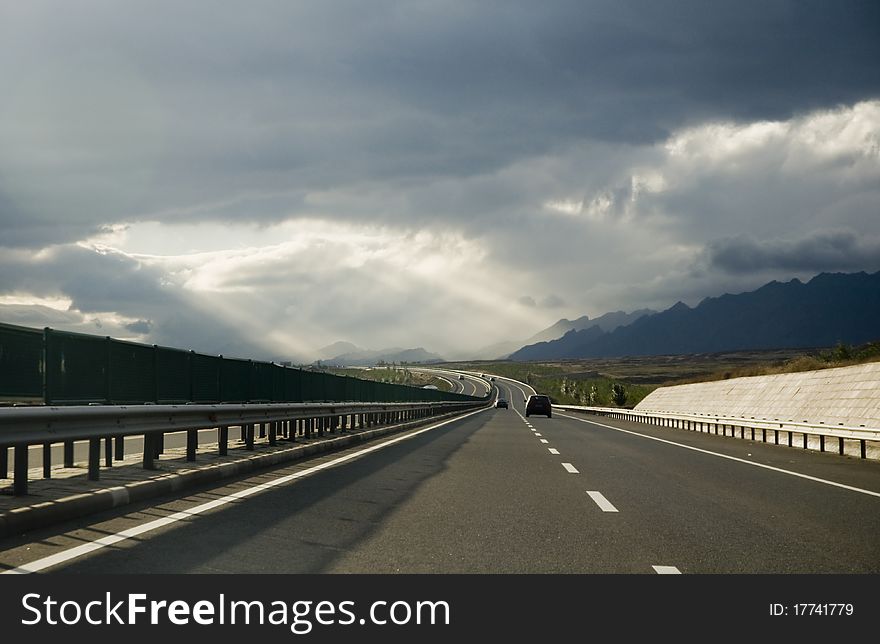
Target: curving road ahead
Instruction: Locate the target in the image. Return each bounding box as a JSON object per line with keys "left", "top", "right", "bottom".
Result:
{"left": 1, "top": 375, "right": 878, "bottom": 573}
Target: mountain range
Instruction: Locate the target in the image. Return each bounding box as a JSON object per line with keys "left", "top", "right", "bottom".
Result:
{"left": 471, "top": 309, "right": 654, "bottom": 359}
{"left": 510, "top": 271, "right": 880, "bottom": 360}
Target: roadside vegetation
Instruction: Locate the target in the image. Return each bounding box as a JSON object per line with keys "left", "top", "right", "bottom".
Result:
{"left": 675, "top": 341, "right": 880, "bottom": 384}
{"left": 439, "top": 339, "right": 880, "bottom": 408}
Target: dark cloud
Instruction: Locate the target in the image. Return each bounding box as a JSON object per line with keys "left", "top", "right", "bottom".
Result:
{"left": 1, "top": 3, "right": 879, "bottom": 356}
{"left": 705, "top": 230, "right": 880, "bottom": 275}
{"left": 1, "top": 1, "right": 878, "bottom": 246}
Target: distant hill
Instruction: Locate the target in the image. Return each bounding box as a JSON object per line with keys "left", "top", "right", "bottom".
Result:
{"left": 317, "top": 346, "right": 444, "bottom": 366}
{"left": 471, "top": 309, "right": 653, "bottom": 359}
{"left": 510, "top": 272, "right": 880, "bottom": 360}
{"left": 316, "top": 341, "right": 361, "bottom": 361}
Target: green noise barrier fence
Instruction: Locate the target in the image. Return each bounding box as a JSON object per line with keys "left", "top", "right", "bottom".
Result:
{"left": 0, "top": 322, "right": 479, "bottom": 405}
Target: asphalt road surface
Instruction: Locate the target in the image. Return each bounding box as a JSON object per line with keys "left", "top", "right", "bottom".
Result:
{"left": 2, "top": 378, "right": 878, "bottom": 573}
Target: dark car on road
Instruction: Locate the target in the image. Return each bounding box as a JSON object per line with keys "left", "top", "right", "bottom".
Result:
{"left": 495, "top": 398, "right": 509, "bottom": 409}
{"left": 525, "top": 394, "right": 552, "bottom": 418}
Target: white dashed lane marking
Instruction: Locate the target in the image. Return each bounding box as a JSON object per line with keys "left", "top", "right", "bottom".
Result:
{"left": 540, "top": 439, "right": 549, "bottom": 444}
{"left": 562, "top": 463, "right": 579, "bottom": 473}
{"left": 652, "top": 566, "right": 682, "bottom": 574}
{"left": 548, "top": 448, "right": 560, "bottom": 455}
{"left": 586, "top": 491, "right": 618, "bottom": 512}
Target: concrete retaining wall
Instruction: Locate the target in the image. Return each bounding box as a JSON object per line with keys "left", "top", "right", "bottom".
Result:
{"left": 635, "top": 362, "right": 880, "bottom": 428}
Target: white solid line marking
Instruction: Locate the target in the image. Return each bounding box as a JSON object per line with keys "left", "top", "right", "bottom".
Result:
{"left": 540, "top": 439, "right": 549, "bottom": 444}
{"left": 3, "top": 406, "right": 491, "bottom": 575}
{"left": 653, "top": 565, "right": 682, "bottom": 574}
{"left": 548, "top": 448, "right": 560, "bottom": 455}
{"left": 586, "top": 491, "right": 618, "bottom": 512}
{"left": 562, "top": 462, "right": 579, "bottom": 473}
{"left": 556, "top": 413, "right": 880, "bottom": 499}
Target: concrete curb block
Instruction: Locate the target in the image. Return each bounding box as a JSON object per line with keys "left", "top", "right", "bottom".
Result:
{"left": 0, "top": 408, "right": 481, "bottom": 539}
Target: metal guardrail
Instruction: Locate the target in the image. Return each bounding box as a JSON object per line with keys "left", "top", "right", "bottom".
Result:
{"left": 0, "top": 399, "right": 487, "bottom": 496}
{"left": 554, "top": 405, "right": 880, "bottom": 459}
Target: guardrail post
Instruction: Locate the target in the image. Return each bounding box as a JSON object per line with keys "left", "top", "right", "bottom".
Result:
{"left": 246, "top": 424, "right": 255, "bottom": 450}
{"left": 1, "top": 445, "right": 7, "bottom": 478}
{"left": 186, "top": 430, "right": 198, "bottom": 461}
{"left": 269, "top": 421, "right": 277, "bottom": 446}
{"left": 43, "top": 443, "right": 52, "bottom": 478}
{"left": 838, "top": 437, "right": 844, "bottom": 455}
{"left": 219, "top": 426, "right": 228, "bottom": 456}
{"left": 104, "top": 436, "right": 113, "bottom": 467}
{"left": 64, "top": 440, "right": 74, "bottom": 468}
{"left": 259, "top": 423, "right": 266, "bottom": 439}
{"left": 115, "top": 436, "right": 124, "bottom": 461}
{"left": 14, "top": 444, "right": 28, "bottom": 495}
{"left": 88, "top": 438, "right": 101, "bottom": 481}
{"left": 157, "top": 432, "right": 165, "bottom": 455}
{"left": 143, "top": 433, "right": 156, "bottom": 470}
{"left": 861, "top": 440, "right": 866, "bottom": 459}
{"left": 819, "top": 435, "right": 825, "bottom": 452}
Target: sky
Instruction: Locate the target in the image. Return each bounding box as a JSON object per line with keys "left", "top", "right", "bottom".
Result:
{"left": 2, "top": 1, "right": 879, "bottom": 361}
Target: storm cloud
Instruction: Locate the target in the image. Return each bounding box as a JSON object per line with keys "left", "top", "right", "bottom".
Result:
{"left": 2, "top": 2, "right": 879, "bottom": 357}
{"left": 705, "top": 231, "right": 880, "bottom": 275}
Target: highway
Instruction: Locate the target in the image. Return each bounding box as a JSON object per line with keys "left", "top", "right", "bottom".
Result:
{"left": 410, "top": 366, "right": 489, "bottom": 396}
{"left": 1, "top": 376, "right": 878, "bottom": 573}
